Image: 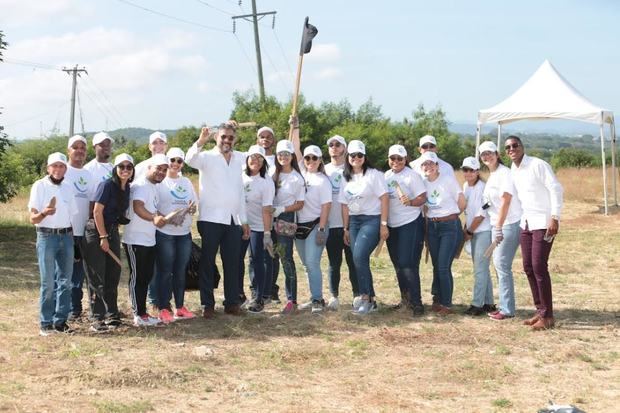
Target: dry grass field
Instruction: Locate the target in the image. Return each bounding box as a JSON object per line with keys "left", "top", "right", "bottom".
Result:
{"left": 0, "top": 167, "right": 618, "bottom": 413}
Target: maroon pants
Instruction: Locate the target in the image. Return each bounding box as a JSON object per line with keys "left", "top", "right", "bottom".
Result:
{"left": 520, "top": 224, "right": 554, "bottom": 318}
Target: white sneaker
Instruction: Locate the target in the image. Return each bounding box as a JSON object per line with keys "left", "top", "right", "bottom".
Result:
{"left": 353, "top": 299, "right": 372, "bottom": 315}
{"left": 311, "top": 299, "right": 325, "bottom": 314}
{"left": 352, "top": 296, "right": 363, "bottom": 311}
{"left": 327, "top": 296, "right": 339, "bottom": 311}
{"left": 369, "top": 301, "right": 378, "bottom": 313}
{"left": 133, "top": 314, "right": 162, "bottom": 327}
{"left": 298, "top": 301, "right": 313, "bottom": 311}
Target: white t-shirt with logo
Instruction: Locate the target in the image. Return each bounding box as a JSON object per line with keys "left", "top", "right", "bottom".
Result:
{"left": 384, "top": 167, "right": 426, "bottom": 227}
{"left": 483, "top": 164, "right": 522, "bottom": 227}
{"left": 298, "top": 171, "right": 332, "bottom": 223}
{"left": 84, "top": 160, "right": 113, "bottom": 198}
{"left": 423, "top": 173, "right": 462, "bottom": 218}
{"left": 273, "top": 170, "right": 305, "bottom": 209}
{"left": 64, "top": 166, "right": 96, "bottom": 236}
{"left": 122, "top": 177, "right": 158, "bottom": 247}
{"left": 338, "top": 168, "right": 388, "bottom": 216}
{"left": 324, "top": 163, "right": 345, "bottom": 228}
{"left": 156, "top": 176, "right": 197, "bottom": 236}
{"left": 463, "top": 180, "right": 491, "bottom": 233}
{"left": 243, "top": 174, "right": 275, "bottom": 232}
{"left": 28, "top": 176, "right": 77, "bottom": 229}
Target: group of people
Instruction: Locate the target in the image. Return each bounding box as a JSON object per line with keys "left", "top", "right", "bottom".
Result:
{"left": 29, "top": 118, "right": 563, "bottom": 336}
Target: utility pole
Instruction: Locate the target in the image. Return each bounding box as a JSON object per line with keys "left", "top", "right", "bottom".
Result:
{"left": 232, "top": 1, "right": 276, "bottom": 102}
{"left": 62, "top": 64, "right": 87, "bottom": 137}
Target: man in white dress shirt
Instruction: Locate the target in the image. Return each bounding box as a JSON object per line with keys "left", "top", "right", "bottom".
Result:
{"left": 506, "top": 135, "right": 563, "bottom": 331}
{"left": 186, "top": 121, "right": 250, "bottom": 319}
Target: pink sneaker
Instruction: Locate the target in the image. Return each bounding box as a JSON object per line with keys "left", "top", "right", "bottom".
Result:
{"left": 281, "top": 300, "right": 297, "bottom": 315}
{"left": 174, "top": 306, "right": 196, "bottom": 320}
{"left": 159, "top": 308, "right": 175, "bottom": 324}
{"left": 488, "top": 311, "right": 514, "bottom": 321}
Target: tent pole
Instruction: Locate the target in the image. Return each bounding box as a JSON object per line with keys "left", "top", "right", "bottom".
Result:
{"left": 475, "top": 123, "right": 481, "bottom": 156}
{"left": 600, "top": 117, "right": 608, "bottom": 215}
{"left": 611, "top": 119, "right": 618, "bottom": 206}
{"left": 497, "top": 123, "right": 502, "bottom": 148}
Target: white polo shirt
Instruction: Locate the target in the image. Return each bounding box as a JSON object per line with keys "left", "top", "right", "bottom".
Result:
{"left": 185, "top": 144, "right": 247, "bottom": 226}
{"left": 324, "top": 162, "right": 345, "bottom": 228}
{"left": 64, "top": 165, "right": 96, "bottom": 236}
{"left": 385, "top": 167, "right": 426, "bottom": 227}
{"left": 338, "top": 168, "right": 387, "bottom": 216}
{"left": 511, "top": 154, "right": 563, "bottom": 230}
{"left": 483, "top": 164, "right": 522, "bottom": 227}
{"left": 122, "top": 177, "right": 158, "bottom": 247}
{"left": 28, "top": 176, "right": 77, "bottom": 229}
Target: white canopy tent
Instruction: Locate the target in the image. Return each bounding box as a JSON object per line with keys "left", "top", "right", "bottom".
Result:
{"left": 476, "top": 59, "right": 617, "bottom": 214}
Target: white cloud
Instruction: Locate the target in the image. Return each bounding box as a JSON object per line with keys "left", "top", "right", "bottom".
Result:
{"left": 0, "top": 0, "right": 91, "bottom": 27}
{"left": 310, "top": 43, "right": 341, "bottom": 61}
{"left": 315, "top": 67, "right": 343, "bottom": 80}
{"left": 198, "top": 81, "right": 210, "bottom": 93}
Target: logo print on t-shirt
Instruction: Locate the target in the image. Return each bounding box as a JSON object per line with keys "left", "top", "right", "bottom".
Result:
{"left": 427, "top": 189, "right": 441, "bottom": 207}
{"left": 73, "top": 176, "right": 89, "bottom": 193}
{"left": 170, "top": 185, "right": 189, "bottom": 200}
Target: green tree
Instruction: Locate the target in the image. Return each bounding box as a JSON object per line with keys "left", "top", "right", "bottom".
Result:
{"left": 0, "top": 30, "right": 17, "bottom": 202}
{"left": 551, "top": 148, "right": 597, "bottom": 169}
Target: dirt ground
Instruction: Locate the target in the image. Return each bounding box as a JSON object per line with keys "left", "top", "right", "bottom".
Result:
{"left": 0, "top": 168, "right": 618, "bottom": 413}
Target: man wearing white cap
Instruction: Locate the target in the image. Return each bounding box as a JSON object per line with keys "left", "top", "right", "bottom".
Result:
{"left": 409, "top": 135, "right": 455, "bottom": 179}
{"left": 186, "top": 121, "right": 250, "bottom": 318}
{"left": 134, "top": 131, "right": 168, "bottom": 180}
{"left": 122, "top": 154, "right": 169, "bottom": 326}
{"left": 256, "top": 126, "right": 276, "bottom": 173}
{"left": 65, "top": 135, "right": 96, "bottom": 320}
{"left": 84, "top": 131, "right": 114, "bottom": 184}
{"left": 28, "top": 152, "right": 78, "bottom": 336}
{"left": 323, "top": 134, "right": 358, "bottom": 310}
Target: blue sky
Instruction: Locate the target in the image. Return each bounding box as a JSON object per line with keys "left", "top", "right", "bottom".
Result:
{"left": 1, "top": 0, "right": 618, "bottom": 139}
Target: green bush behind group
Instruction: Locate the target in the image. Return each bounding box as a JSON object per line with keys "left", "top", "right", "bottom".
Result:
{"left": 0, "top": 91, "right": 608, "bottom": 204}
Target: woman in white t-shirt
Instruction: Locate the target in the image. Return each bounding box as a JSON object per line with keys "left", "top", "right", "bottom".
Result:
{"left": 421, "top": 151, "right": 466, "bottom": 315}
{"left": 384, "top": 145, "right": 427, "bottom": 316}
{"left": 339, "top": 140, "right": 389, "bottom": 315}
{"left": 461, "top": 156, "right": 494, "bottom": 316}
{"left": 154, "top": 148, "right": 198, "bottom": 323}
{"left": 239, "top": 145, "right": 275, "bottom": 314}
{"left": 272, "top": 139, "right": 305, "bottom": 314}
{"left": 479, "top": 141, "right": 522, "bottom": 320}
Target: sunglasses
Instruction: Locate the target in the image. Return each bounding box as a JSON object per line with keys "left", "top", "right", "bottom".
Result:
{"left": 249, "top": 154, "right": 264, "bottom": 161}
{"left": 170, "top": 158, "right": 183, "bottom": 164}
{"left": 277, "top": 151, "right": 292, "bottom": 157}
{"left": 349, "top": 153, "right": 364, "bottom": 159}
{"left": 462, "top": 167, "right": 474, "bottom": 173}
{"left": 389, "top": 156, "right": 404, "bottom": 162}
{"left": 304, "top": 155, "right": 319, "bottom": 161}
{"left": 328, "top": 142, "right": 342, "bottom": 148}
{"left": 117, "top": 163, "right": 133, "bottom": 171}
{"left": 505, "top": 143, "right": 520, "bottom": 151}
{"left": 421, "top": 144, "right": 436, "bottom": 150}
{"left": 220, "top": 134, "right": 235, "bottom": 141}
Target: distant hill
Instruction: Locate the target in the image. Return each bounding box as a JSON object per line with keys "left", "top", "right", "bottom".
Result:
{"left": 87, "top": 127, "right": 178, "bottom": 144}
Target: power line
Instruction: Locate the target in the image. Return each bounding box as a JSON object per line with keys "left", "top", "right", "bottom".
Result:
{"left": 3, "top": 58, "right": 62, "bottom": 71}
{"left": 79, "top": 86, "right": 124, "bottom": 130}
{"left": 262, "top": 44, "right": 290, "bottom": 91}
{"left": 82, "top": 75, "right": 130, "bottom": 127}
{"left": 76, "top": 86, "right": 86, "bottom": 135}
{"left": 5, "top": 102, "right": 69, "bottom": 127}
{"left": 233, "top": 33, "right": 257, "bottom": 75}
{"left": 194, "top": 0, "right": 235, "bottom": 16}
{"left": 271, "top": 30, "right": 294, "bottom": 78}
{"left": 115, "top": 0, "right": 231, "bottom": 32}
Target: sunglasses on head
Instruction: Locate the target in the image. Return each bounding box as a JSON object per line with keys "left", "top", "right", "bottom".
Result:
{"left": 421, "top": 144, "right": 436, "bottom": 150}
{"left": 117, "top": 163, "right": 133, "bottom": 171}
{"left": 389, "top": 156, "right": 404, "bottom": 162}
{"left": 170, "top": 158, "right": 183, "bottom": 164}
{"left": 304, "top": 155, "right": 319, "bottom": 161}
{"left": 505, "top": 143, "right": 520, "bottom": 151}
{"left": 349, "top": 153, "right": 364, "bottom": 159}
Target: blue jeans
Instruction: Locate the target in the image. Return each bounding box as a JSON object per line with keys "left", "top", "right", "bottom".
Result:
{"left": 430, "top": 219, "right": 463, "bottom": 303}
{"left": 147, "top": 262, "right": 159, "bottom": 308}
{"left": 155, "top": 231, "right": 192, "bottom": 310}
{"left": 492, "top": 222, "right": 520, "bottom": 316}
{"left": 36, "top": 231, "right": 74, "bottom": 327}
{"left": 197, "top": 220, "right": 242, "bottom": 309}
{"left": 427, "top": 218, "right": 460, "bottom": 307}
{"left": 348, "top": 214, "right": 380, "bottom": 297}
{"left": 470, "top": 230, "right": 494, "bottom": 307}
{"left": 70, "top": 236, "right": 85, "bottom": 316}
{"left": 240, "top": 230, "right": 273, "bottom": 301}
{"left": 295, "top": 225, "right": 328, "bottom": 301}
{"left": 326, "top": 227, "right": 358, "bottom": 297}
{"left": 386, "top": 215, "right": 425, "bottom": 305}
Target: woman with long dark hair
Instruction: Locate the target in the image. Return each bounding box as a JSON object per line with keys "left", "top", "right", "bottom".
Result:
{"left": 339, "top": 140, "right": 389, "bottom": 315}
{"left": 82, "top": 153, "right": 134, "bottom": 332}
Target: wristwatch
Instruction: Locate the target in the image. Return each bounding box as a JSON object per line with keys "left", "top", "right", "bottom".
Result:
{"left": 381, "top": 220, "right": 388, "bottom": 226}
{"left": 551, "top": 215, "right": 560, "bottom": 221}
{"left": 318, "top": 227, "right": 326, "bottom": 232}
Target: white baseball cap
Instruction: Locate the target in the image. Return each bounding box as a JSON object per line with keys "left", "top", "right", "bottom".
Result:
{"left": 114, "top": 153, "right": 134, "bottom": 167}
{"left": 256, "top": 126, "right": 274, "bottom": 138}
{"left": 149, "top": 154, "right": 169, "bottom": 166}
{"left": 347, "top": 140, "right": 366, "bottom": 155}
{"left": 92, "top": 131, "right": 113, "bottom": 146}
{"left": 388, "top": 144, "right": 407, "bottom": 158}
{"left": 276, "top": 140, "right": 294, "bottom": 154}
{"left": 47, "top": 152, "right": 67, "bottom": 166}
{"left": 149, "top": 131, "right": 167, "bottom": 144}
{"left": 478, "top": 141, "right": 498, "bottom": 154}
{"left": 166, "top": 147, "right": 185, "bottom": 161}
{"left": 461, "top": 156, "right": 481, "bottom": 170}
{"left": 67, "top": 135, "right": 87, "bottom": 149}
{"left": 419, "top": 135, "right": 437, "bottom": 148}
{"left": 326, "top": 135, "right": 346, "bottom": 147}
{"left": 303, "top": 145, "right": 322, "bottom": 158}
{"left": 419, "top": 151, "right": 439, "bottom": 164}
{"left": 247, "top": 144, "right": 266, "bottom": 158}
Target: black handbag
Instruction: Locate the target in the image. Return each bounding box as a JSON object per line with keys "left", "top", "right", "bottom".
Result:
{"left": 295, "top": 218, "right": 320, "bottom": 240}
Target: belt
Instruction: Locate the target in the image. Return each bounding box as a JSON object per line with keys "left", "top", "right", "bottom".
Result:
{"left": 37, "top": 227, "right": 73, "bottom": 234}
{"left": 429, "top": 214, "right": 459, "bottom": 222}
